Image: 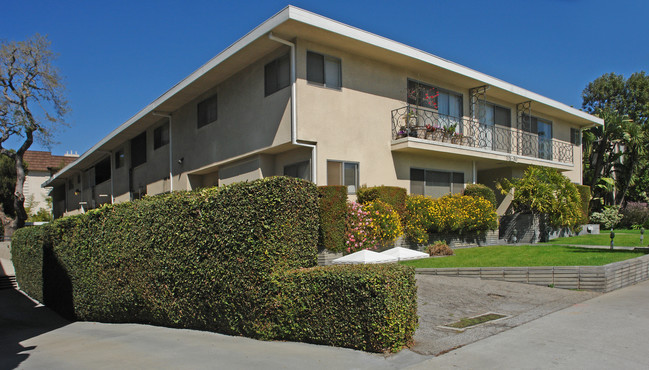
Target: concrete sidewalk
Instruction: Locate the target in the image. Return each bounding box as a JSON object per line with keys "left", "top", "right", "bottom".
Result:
{"left": 410, "top": 279, "right": 649, "bottom": 369}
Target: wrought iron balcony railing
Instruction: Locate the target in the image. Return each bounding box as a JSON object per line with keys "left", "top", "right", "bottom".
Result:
{"left": 391, "top": 106, "right": 573, "bottom": 164}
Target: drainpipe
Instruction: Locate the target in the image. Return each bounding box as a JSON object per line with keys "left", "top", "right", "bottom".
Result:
{"left": 268, "top": 33, "right": 317, "bottom": 183}
{"left": 472, "top": 161, "right": 477, "bottom": 184}
{"left": 153, "top": 112, "right": 173, "bottom": 192}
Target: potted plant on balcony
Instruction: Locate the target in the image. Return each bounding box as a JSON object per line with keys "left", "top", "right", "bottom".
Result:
{"left": 442, "top": 123, "right": 457, "bottom": 142}
{"left": 396, "top": 126, "right": 408, "bottom": 139}
{"left": 451, "top": 132, "right": 465, "bottom": 145}
{"left": 425, "top": 124, "right": 436, "bottom": 139}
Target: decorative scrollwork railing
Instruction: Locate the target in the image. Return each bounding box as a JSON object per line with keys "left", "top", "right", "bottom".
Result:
{"left": 391, "top": 105, "right": 573, "bottom": 164}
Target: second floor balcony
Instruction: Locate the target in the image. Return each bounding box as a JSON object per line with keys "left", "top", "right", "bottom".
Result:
{"left": 391, "top": 106, "right": 574, "bottom": 164}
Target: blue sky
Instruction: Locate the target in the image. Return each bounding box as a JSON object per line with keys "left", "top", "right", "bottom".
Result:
{"left": 3, "top": 0, "right": 648, "bottom": 155}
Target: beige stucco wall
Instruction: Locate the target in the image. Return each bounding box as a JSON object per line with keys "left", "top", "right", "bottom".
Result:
{"left": 58, "top": 35, "right": 585, "bottom": 216}
{"left": 294, "top": 37, "right": 583, "bottom": 192}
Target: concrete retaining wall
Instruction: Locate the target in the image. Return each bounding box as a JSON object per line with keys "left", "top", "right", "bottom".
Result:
{"left": 417, "top": 254, "right": 649, "bottom": 292}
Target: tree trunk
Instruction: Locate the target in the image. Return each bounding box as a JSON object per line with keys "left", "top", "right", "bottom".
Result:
{"left": 0, "top": 208, "right": 13, "bottom": 239}
{"left": 8, "top": 151, "right": 29, "bottom": 237}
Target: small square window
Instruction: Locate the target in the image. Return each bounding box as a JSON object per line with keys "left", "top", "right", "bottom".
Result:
{"left": 307, "top": 51, "right": 341, "bottom": 89}
{"left": 570, "top": 128, "right": 581, "bottom": 145}
{"left": 265, "top": 54, "right": 290, "bottom": 96}
{"left": 327, "top": 160, "right": 358, "bottom": 194}
{"left": 114, "top": 149, "right": 125, "bottom": 169}
{"left": 154, "top": 124, "right": 169, "bottom": 149}
{"left": 197, "top": 94, "right": 217, "bottom": 128}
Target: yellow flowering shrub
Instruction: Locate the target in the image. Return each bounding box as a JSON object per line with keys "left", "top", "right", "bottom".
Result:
{"left": 364, "top": 200, "right": 403, "bottom": 247}
{"left": 404, "top": 194, "right": 497, "bottom": 243}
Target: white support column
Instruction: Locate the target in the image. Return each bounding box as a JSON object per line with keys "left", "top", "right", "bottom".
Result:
{"left": 472, "top": 161, "right": 477, "bottom": 184}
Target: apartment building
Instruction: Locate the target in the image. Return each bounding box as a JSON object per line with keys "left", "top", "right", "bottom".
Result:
{"left": 44, "top": 6, "right": 603, "bottom": 218}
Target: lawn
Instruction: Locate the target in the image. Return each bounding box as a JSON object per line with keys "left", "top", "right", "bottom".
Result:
{"left": 399, "top": 245, "right": 646, "bottom": 268}
{"left": 544, "top": 229, "right": 647, "bottom": 247}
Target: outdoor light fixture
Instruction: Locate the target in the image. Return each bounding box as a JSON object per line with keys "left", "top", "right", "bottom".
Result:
{"left": 178, "top": 157, "right": 184, "bottom": 165}
{"left": 74, "top": 189, "right": 80, "bottom": 195}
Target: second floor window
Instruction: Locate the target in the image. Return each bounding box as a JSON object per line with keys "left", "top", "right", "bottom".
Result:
{"left": 265, "top": 53, "right": 290, "bottom": 96}
{"left": 197, "top": 94, "right": 217, "bottom": 128}
{"left": 131, "top": 132, "right": 147, "bottom": 168}
{"left": 307, "top": 51, "right": 341, "bottom": 89}
{"left": 478, "top": 102, "right": 511, "bottom": 127}
{"left": 154, "top": 123, "right": 169, "bottom": 149}
{"left": 407, "top": 80, "right": 462, "bottom": 118}
{"left": 115, "top": 149, "right": 125, "bottom": 169}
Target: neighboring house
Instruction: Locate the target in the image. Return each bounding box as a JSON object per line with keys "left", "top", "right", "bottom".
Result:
{"left": 44, "top": 6, "right": 603, "bottom": 219}
{"left": 23, "top": 151, "right": 78, "bottom": 215}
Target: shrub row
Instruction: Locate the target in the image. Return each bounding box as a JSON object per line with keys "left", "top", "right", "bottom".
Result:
{"left": 404, "top": 194, "right": 498, "bottom": 244}
{"left": 463, "top": 184, "right": 497, "bottom": 208}
{"left": 357, "top": 186, "right": 407, "bottom": 220}
{"left": 12, "top": 177, "right": 418, "bottom": 352}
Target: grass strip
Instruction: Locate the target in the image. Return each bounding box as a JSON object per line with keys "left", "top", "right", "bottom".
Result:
{"left": 447, "top": 313, "right": 506, "bottom": 329}
{"left": 400, "top": 245, "right": 646, "bottom": 268}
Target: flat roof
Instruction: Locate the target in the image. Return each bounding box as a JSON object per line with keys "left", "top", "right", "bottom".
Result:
{"left": 45, "top": 5, "right": 603, "bottom": 187}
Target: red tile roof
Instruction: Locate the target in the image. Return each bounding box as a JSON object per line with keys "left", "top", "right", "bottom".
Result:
{"left": 23, "top": 151, "right": 78, "bottom": 172}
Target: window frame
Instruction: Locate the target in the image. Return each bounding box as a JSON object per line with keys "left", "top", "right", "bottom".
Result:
{"left": 306, "top": 50, "right": 342, "bottom": 90}
{"left": 197, "top": 94, "right": 218, "bottom": 129}
{"left": 570, "top": 128, "right": 581, "bottom": 145}
{"left": 410, "top": 167, "right": 465, "bottom": 197}
{"left": 407, "top": 79, "right": 464, "bottom": 117}
{"left": 264, "top": 53, "right": 290, "bottom": 96}
{"left": 130, "top": 132, "right": 147, "bottom": 168}
{"left": 153, "top": 123, "right": 169, "bottom": 150}
{"left": 327, "top": 160, "right": 359, "bottom": 194}
{"left": 114, "top": 149, "right": 125, "bottom": 169}
{"left": 478, "top": 101, "right": 511, "bottom": 127}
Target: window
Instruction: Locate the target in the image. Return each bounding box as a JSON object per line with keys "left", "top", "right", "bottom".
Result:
{"left": 407, "top": 80, "right": 462, "bottom": 118}
{"left": 522, "top": 115, "right": 553, "bottom": 160}
{"left": 570, "top": 128, "right": 581, "bottom": 145}
{"left": 478, "top": 102, "right": 511, "bottom": 127}
{"left": 130, "top": 132, "right": 147, "bottom": 168}
{"left": 197, "top": 94, "right": 217, "bottom": 128}
{"left": 154, "top": 123, "right": 169, "bottom": 149}
{"left": 410, "top": 168, "right": 464, "bottom": 198}
{"left": 94, "top": 157, "right": 111, "bottom": 185}
{"left": 307, "top": 51, "right": 341, "bottom": 89}
{"left": 265, "top": 53, "right": 290, "bottom": 96}
{"left": 115, "top": 149, "right": 125, "bottom": 169}
{"left": 327, "top": 161, "right": 358, "bottom": 194}
{"left": 283, "top": 160, "right": 311, "bottom": 181}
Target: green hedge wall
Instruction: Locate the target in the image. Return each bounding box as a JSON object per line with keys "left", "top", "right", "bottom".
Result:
{"left": 317, "top": 186, "right": 347, "bottom": 253}
{"left": 11, "top": 176, "right": 418, "bottom": 352}
{"left": 357, "top": 186, "right": 407, "bottom": 219}
{"left": 463, "top": 184, "right": 497, "bottom": 208}
{"left": 276, "top": 264, "right": 418, "bottom": 352}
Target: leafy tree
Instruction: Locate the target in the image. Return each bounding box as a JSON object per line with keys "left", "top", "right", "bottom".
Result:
{"left": 0, "top": 35, "right": 68, "bottom": 237}
{"left": 582, "top": 72, "right": 649, "bottom": 209}
{"left": 582, "top": 72, "right": 649, "bottom": 125}
{"left": 498, "top": 167, "right": 583, "bottom": 229}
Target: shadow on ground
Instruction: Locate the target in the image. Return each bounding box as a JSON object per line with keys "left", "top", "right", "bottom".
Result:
{"left": 0, "top": 289, "right": 70, "bottom": 369}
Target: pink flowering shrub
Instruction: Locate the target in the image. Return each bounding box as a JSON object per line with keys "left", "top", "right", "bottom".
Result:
{"left": 344, "top": 202, "right": 376, "bottom": 253}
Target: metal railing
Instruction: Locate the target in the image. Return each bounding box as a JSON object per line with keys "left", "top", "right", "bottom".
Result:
{"left": 391, "top": 105, "right": 573, "bottom": 164}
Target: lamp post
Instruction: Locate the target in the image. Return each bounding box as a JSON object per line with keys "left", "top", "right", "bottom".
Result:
{"left": 641, "top": 227, "right": 645, "bottom": 246}
{"left": 610, "top": 228, "right": 615, "bottom": 250}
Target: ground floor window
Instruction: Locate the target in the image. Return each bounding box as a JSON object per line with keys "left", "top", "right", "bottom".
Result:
{"left": 410, "top": 168, "right": 464, "bottom": 198}
{"left": 327, "top": 160, "right": 358, "bottom": 194}
{"left": 283, "top": 160, "right": 311, "bottom": 181}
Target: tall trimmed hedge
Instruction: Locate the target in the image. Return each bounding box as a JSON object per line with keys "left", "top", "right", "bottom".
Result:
{"left": 317, "top": 185, "right": 347, "bottom": 252}
{"left": 577, "top": 185, "right": 591, "bottom": 224}
{"left": 277, "top": 264, "right": 417, "bottom": 352}
{"left": 11, "top": 176, "right": 418, "bottom": 352}
{"left": 357, "top": 186, "right": 407, "bottom": 219}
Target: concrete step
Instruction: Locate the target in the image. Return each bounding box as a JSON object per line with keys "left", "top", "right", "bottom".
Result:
{"left": 0, "top": 275, "right": 17, "bottom": 290}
